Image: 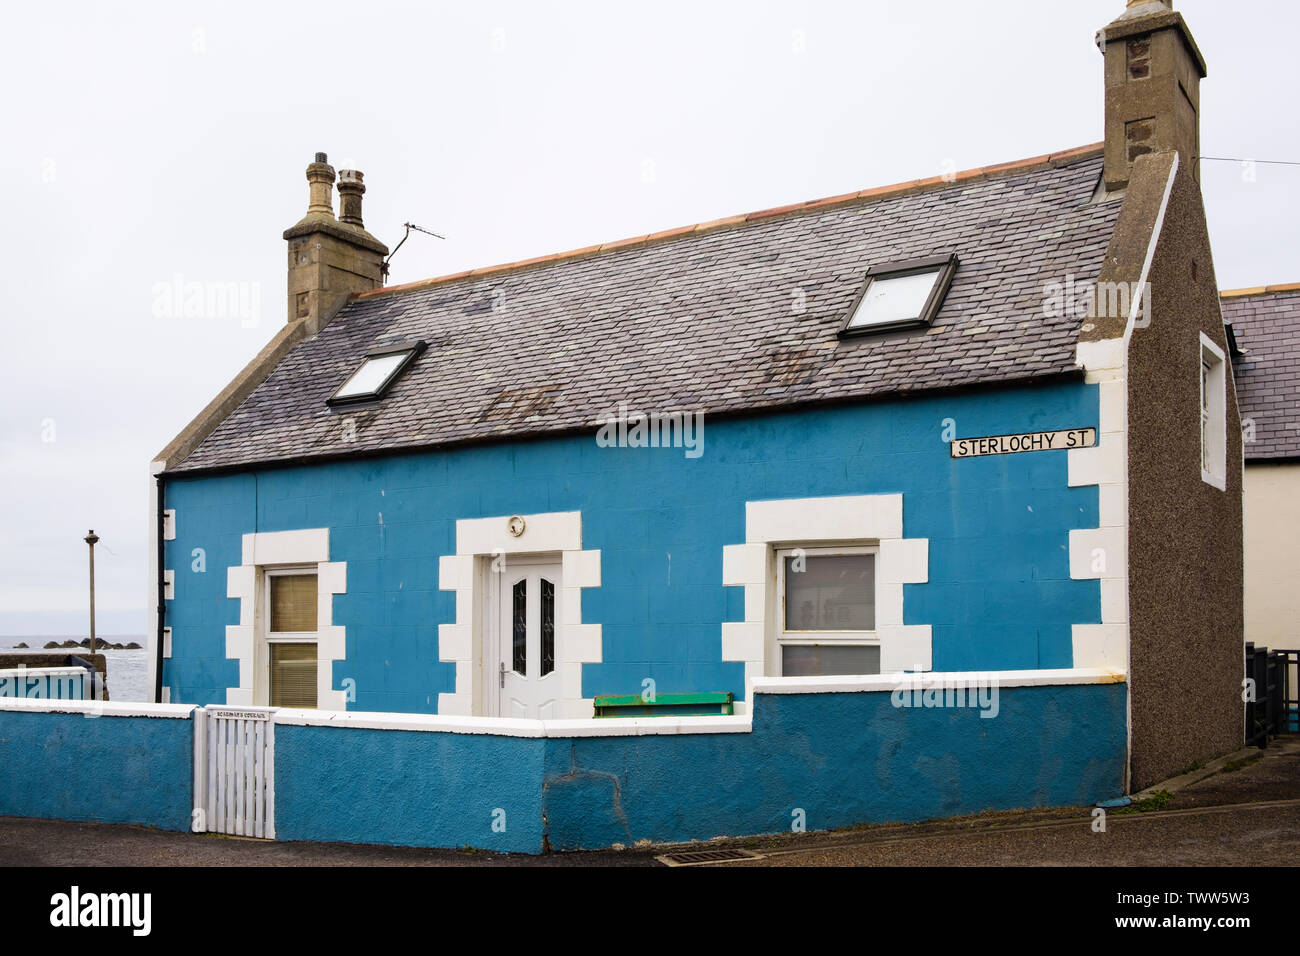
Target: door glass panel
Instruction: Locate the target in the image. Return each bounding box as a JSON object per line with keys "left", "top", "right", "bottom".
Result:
{"left": 784, "top": 554, "right": 875, "bottom": 631}
{"left": 541, "top": 578, "right": 555, "bottom": 677}
{"left": 270, "top": 574, "right": 317, "bottom": 632}
{"left": 512, "top": 580, "right": 527, "bottom": 675}
{"left": 270, "top": 642, "right": 317, "bottom": 707}
{"left": 781, "top": 644, "right": 880, "bottom": 677}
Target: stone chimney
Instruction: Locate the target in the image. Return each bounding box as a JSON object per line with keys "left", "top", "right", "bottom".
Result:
{"left": 282, "top": 152, "right": 388, "bottom": 333}
{"left": 1097, "top": 0, "right": 1207, "bottom": 192}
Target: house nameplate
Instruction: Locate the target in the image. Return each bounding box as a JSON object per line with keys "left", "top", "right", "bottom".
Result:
{"left": 211, "top": 709, "right": 272, "bottom": 721}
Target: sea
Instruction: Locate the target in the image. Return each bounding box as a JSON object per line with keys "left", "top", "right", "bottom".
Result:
{"left": 0, "top": 636, "right": 150, "bottom": 702}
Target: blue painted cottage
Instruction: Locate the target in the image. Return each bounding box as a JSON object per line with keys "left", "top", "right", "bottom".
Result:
{"left": 151, "top": 0, "right": 1243, "bottom": 801}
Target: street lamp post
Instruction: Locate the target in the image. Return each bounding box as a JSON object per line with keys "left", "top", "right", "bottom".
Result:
{"left": 84, "top": 530, "right": 99, "bottom": 657}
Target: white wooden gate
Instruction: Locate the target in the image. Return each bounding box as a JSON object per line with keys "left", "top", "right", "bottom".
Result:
{"left": 194, "top": 706, "right": 276, "bottom": 838}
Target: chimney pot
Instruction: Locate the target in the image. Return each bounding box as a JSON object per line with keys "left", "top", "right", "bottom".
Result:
{"left": 337, "top": 169, "right": 367, "bottom": 227}
{"left": 305, "top": 153, "right": 336, "bottom": 218}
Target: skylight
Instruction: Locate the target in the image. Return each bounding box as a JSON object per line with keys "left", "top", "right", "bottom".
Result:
{"left": 841, "top": 255, "right": 958, "bottom": 336}
{"left": 327, "top": 341, "right": 427, "bottom": 406}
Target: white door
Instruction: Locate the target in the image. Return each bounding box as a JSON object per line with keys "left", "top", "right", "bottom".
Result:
{"left": 496, "top": 562, "right": 562, "bottom": 719}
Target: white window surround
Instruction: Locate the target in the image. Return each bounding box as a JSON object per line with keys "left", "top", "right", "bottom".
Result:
{"left": 1199, "top": 332, "right": 1227, "bottom": 491}
{"left": 226, "top": 529, "right": 348, "bottom": 710}
{"left": 721, "top": 494, "right": 932, "bottom": 714}
{"left": 438, "top": 511, "right": 601, "bottom": 719}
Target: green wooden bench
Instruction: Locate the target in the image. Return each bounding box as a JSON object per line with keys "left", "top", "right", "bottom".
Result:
{"left": 593, "top": 691, "right": 734, "bottom": 718}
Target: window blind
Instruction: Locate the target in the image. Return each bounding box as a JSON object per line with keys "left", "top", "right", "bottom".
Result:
{"left": 784, "top": 554, "right": 875, "bottom": 631}
{"left": 270, "top": 643, "right": 317, "bottom": 708}
{"left": 270, "top": 574, "right": 318, "bottom": 633}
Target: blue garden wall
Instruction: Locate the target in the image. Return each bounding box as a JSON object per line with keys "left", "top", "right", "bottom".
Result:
{"left": 274, "top": 723, "right": 546, "bottom": 852}
{"left": 0, "top": 707, "right": 194, "bottom": 831}
{"left": 0, "top": 680, "right": 1126, "bottom": 853}
{"left": 273, "top": 681, "right": 1128, "bottom": 852}
{"left": 546, "top": 683, "right": 1126, "bottom": 849}
{"left": 163, "top": 381, "right": 1101, "bottom": 713}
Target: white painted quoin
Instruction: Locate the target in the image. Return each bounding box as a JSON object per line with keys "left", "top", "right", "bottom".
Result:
{"left": 1067, "top": 152, "right": 1180, "bottom": 679}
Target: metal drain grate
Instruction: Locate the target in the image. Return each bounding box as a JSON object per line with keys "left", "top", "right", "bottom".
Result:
{"left": 656, "top": 848, "right": 763, "bottom": 866}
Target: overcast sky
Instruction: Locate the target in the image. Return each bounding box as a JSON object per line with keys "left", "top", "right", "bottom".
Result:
{"left": 1, "top": 0, "right": 1296, "bottom": 636}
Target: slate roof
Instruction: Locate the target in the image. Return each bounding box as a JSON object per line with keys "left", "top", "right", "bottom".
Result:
{"left": 170, "top": 147, "right": 1121, "bottom": 474}
{"left": 1224, "top": 286, "right": 1300, "bottom": 461}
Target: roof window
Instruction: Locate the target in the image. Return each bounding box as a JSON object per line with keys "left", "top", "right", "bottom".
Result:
{"left": 840, "top": 255, "right": 958, "bottom": 336}
{"left": 327, "top": 341, "right": 426, "bottom": 406}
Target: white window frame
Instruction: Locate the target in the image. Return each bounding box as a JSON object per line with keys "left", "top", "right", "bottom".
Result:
{"left": 775, "top": 546, "right": 880, "bottom": 674}
{"left": 1199, "top": 332, "right": 1227, "bottom": 491}
{"left": 255, "top": 565, "right": 319, "bottom": 707}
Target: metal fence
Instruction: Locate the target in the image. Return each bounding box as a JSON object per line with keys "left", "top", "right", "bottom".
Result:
{"left": 1245, "top": 643, "right": 1300, "bottom": 747}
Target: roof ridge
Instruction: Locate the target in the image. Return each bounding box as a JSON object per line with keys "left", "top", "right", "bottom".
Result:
{"left": 1221, "top": 283, "right": 1300, "bottom": 299}
{"left": 357, "top": 142, "right": 1104, "bottom": 303}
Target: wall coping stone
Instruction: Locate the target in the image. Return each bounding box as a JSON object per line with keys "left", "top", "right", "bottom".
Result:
{"left": 270, "top": 668, "right": 1125, "bottom": 736}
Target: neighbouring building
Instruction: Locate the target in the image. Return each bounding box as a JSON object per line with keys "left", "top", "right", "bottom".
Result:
{"left": 1223, "top": 285, "right": 1300, "bottom": 649}
{"left": 149, "top": 0, "right": 1242, "bottom": 813}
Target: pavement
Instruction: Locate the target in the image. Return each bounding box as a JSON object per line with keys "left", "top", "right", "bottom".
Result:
{"left": 3, "top": 737, "right": 1297, "bottom": 867}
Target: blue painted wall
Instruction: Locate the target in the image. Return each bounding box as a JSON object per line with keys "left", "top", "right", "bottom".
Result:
{"left": 274, "top": 724, "right": 545, "bottom": 853}
{"left": 273, "top": 682, "right": 1127, "bottom": 852}
{"left": 546, "top": 683, "right": 1126, "bottom": 849}
{"left": 163, "top": 382, "right": 1101, "bottom": 712}
{"left": 0, "top": 682, "right": 1124, "bottom": 853}
{"left": 0, "top": 710, "right": 194, "bottom": 831}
